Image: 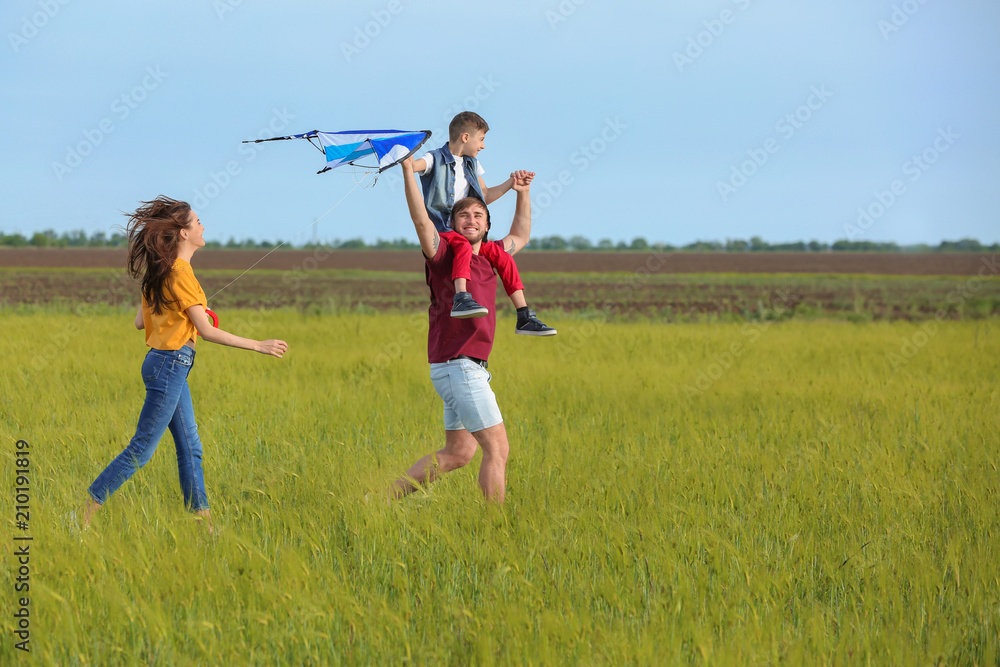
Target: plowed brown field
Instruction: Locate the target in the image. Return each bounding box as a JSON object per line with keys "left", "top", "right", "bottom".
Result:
{"left": 0, "top": 247, "right": 992, "bottom": 274}
{"left": 2, "top": 249, "right": 997, "bottom": 320}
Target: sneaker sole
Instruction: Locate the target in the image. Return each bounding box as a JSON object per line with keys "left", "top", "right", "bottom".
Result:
{"left": 452, "top": 309, "right": 489, "bottom": 318}
{"left": 516, "top": 329, "right": 557, "bottom": 336}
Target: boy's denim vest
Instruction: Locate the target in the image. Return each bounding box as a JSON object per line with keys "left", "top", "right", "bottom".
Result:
{"left": 419, "top": 143, "right": 485, "bottom": 233}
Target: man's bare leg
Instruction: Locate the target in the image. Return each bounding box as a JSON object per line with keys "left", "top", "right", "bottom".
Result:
{"left": 388, "top": 430, "right": 478, "bottom": 500}
{"left": 470, "top": 422, "right": 509, "bottom": 503}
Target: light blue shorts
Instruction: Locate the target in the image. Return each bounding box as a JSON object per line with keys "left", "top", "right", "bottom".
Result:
{"left": 429, "top": 358, "right": 503, "bottom": 433}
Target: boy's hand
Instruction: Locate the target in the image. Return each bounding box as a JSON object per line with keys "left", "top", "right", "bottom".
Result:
{"left": 511, "top": 170, "right": 534, "bottom": 192}
{"left": 511, "top": 170, "right": 535, "bottom": 186}
{"left": 401, "top": 156, "right": 414, "bottom": 173}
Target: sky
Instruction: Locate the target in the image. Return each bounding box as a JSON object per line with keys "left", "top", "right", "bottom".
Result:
{"left": 1, "top": 0, "right": 998, "bottom": 247}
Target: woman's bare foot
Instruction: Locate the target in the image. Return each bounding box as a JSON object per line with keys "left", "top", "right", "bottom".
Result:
{"left": 195, "top": 509, "right": 213, "bottom": 534}
{"left": 81, "top": 497, "right": 102, "bottom": 528}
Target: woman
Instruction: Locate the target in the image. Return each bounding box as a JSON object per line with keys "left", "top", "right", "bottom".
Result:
{"left": 83, "top": 196, "right": 287, "bottom": 529}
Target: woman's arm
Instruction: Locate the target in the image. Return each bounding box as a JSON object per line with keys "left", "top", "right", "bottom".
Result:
{"left": 134, "top": 305, "right": 144, "bottom": 330}
{"left": 187, "top": 304, "right": 287, "bottom": 357}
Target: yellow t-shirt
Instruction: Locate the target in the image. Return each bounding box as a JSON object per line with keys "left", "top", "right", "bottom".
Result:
{"left": 141, "top": 258, "right": 207, "bottom": 350}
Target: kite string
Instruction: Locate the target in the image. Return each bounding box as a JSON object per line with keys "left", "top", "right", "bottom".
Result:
{"left": 207, "top": 173, "right": 368, "bottom": 302}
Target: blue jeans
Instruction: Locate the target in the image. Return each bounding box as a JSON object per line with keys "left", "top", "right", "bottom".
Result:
{"left": 88, "top": 346, "right": 209, "bottom": 511}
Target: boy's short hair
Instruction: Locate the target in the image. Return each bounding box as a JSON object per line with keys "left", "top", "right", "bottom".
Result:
{"left": 449, "top": 112, "right": 490, "bottom": 142}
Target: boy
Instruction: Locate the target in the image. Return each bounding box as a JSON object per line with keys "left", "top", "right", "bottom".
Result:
{"left": 411, "top": 111, "right": 556, "bottom": 336}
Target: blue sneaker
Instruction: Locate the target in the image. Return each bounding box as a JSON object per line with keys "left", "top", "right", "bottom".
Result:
{"left": 516, "top": 309, "right": 557, "bottom": 336}
{"left": 451, "top": 292, "right": 488, "bottom": 318}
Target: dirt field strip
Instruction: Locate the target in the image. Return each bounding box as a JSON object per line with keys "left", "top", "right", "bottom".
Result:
{"left": 0, "top": 248, "right": 993, "bottom": 275}
{"left": 3, "top": 267, "right": 997, "bottom": 321}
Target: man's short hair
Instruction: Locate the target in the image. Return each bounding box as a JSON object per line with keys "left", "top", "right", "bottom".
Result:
{"left": 449, "top": 111, "right": 490, "bottom": 142}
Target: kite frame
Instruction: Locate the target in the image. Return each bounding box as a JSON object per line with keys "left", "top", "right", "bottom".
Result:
{"left": 243, "top": 129, "right": 432, "bottom": 174}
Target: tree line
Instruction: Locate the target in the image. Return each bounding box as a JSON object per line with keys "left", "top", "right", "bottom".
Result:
{"left": 1, "top": 228, "right": 997, "bottom": 253}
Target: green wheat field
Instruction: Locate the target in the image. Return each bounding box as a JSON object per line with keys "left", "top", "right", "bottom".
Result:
{"left": 1, "top": 307, "right": 998, "bottom": 664}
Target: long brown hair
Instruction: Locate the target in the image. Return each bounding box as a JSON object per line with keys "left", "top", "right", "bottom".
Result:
{"left": 125, "top": 196, "right": 192, "bottom": 314}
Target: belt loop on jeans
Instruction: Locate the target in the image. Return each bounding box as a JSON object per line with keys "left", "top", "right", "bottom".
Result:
{"left": 450, "top": 354, "right": 488, "bottom": 369}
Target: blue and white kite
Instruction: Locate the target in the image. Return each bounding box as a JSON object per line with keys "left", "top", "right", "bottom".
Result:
{"left": 243, "top": 129, "right": 431, "bottom": 174}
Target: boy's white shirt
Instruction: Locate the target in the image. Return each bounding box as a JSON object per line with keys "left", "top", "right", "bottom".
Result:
{"left": 416, "top": 151, "right": 486, "bottom": 199}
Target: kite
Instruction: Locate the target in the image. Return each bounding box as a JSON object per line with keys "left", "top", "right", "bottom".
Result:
{"left": 242, "top": 129, "right": 432, "bottom": 174}
{"left": 209, "top": 129, "right": 432, "bottom": 303}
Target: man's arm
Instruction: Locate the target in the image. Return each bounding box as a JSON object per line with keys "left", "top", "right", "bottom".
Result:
{"left": 400, "top": 157, "right": 440, "bottom": 259}
{"left": 498, "top": 170, "right": 533, "bottom": 256}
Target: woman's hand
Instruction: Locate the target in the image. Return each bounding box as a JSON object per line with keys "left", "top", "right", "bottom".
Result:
{"left": 187, "top": 304, "right": 288, "bottom": 357}
{"left": 256, "top": 339, "right": 288, "bottom": 358}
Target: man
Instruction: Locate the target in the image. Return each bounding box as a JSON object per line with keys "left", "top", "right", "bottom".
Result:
{"left": 388, "top": 156, "right": 534, "bottom": 503}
